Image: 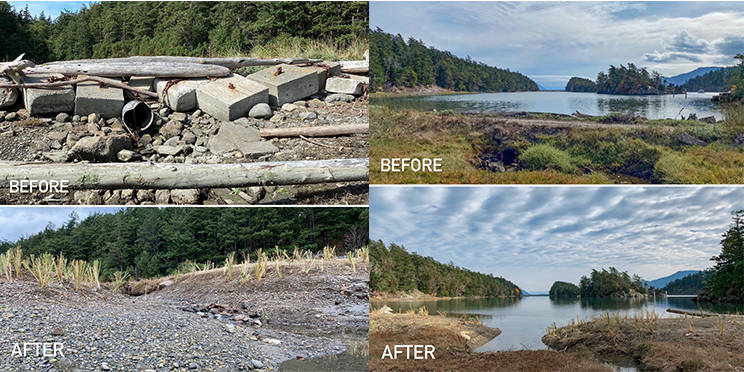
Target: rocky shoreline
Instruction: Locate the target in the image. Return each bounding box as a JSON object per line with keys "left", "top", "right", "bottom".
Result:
{"left": 0, "top": 260, "right": 369, "bottom": 371}
{"left": 0, "top": 93, "right": 368, "bottom": 205}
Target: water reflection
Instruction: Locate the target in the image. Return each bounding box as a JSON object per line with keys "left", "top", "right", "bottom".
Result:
{"left": 374, "top": 91, "right": 723, "bottom": 120}
{"left": 372, "top": 295, "right": 742, "bottom": 352}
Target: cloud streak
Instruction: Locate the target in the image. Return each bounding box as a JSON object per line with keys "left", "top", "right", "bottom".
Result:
{"left": 370, "top": 187, "right": 742, "bottom": 292}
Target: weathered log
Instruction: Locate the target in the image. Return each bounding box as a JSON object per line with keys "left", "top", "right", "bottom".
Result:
{"left": 45, "top": 56, "right": 323, "bottom": 69}
{"left": 260, "top": 124, "right": 369, "bottom": 138}
{"left": 339, "top": 60, "right": 369, "bottom": 74}
{"left": 0, "top": 54, "right": 35, "bottom": 83}
{"left": 0, "top": 76, "right": 158, "bottom": 98}
{"left": 666, "top": 308, "right": 713, "bottom": 317}
{"left": 0, "top": 158, "right": 368, "bottom": 190}
{"left": 24, "top": 62, "right": 231, "bottom": 78}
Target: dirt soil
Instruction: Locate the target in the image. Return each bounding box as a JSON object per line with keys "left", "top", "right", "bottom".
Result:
{"left": 0, "top": 95, "right": 368, "bottom": 205}
{"left": 369, "top": 311, "right": 612, "bottom": 372}
{"left": 0, "top": 259, "right": 369, "bottom": 371}
{"left": 542, "top": 315, "right": 744, "bottom": 371}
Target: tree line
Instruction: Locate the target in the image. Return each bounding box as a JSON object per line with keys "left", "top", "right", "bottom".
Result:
{"left": 369, "top": 29, "right": 538, "bottom": 93}
{"left": 702, "top": 210, "right": 744, "bottom": 303}
{"left": 369, "top": 240, "right": 522, "bottom": 298}
{"left": 0, "top": 208, "right": 368, "bottom": 280}
{"left": 0, "top": 1, "right": 368, "bottom": 63}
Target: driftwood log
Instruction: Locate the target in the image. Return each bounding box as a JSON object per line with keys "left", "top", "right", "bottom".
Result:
{"left": 24, "top": 62, "right": 231, "bottom": 78}
{"left": 0, "top": 76, "right": 158, "bottom": 98}
{"left": 666, "top": 308, "right": 712, "bottom": 317}
{"left": 45, "top": 56, "right": 323, "bottom": 69}
{"left": 339, "top": 60, "right": 369, "bottom": 74}
{"left": 260, "top": 124, "right": 368, "bottom": 138}
{"left": 0, "top": 158, "right": 368, "bottom": 190}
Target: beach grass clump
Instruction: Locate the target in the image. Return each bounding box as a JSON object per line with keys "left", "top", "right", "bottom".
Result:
{"left": 224, "top": 252, "right": 236, "bottom": 280}
{"left": 70, "top": 259, "right": 87, "bottom": 290}
{"left": 722, "top": 103, "right": 744, "bottom": 137}
{"left": 347, "top": 251, "right": 357, "bottom": 272}
{"left": 254, "top": 249, "right": 267, "bottom": 281}
{"left": 520, "top": 144, "right": 576, "bottom": 173}
{"left": 112, "top": 271, "right": 129, "bottom": 293}
{"left": 23, "top": 253, "right": 55, "bottom": 288}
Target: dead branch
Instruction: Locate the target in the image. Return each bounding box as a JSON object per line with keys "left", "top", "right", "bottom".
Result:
{"left": 0, "top": 76, "right": 158, "bottom": 98}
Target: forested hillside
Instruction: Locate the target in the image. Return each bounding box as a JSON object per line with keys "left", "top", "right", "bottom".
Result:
{"left": 0, "top": 208, "right": 368, "bottom": 279}
{"left": 0, "top": 1, "right": 368, "bottom": 63}
{"left": 369, "top": 240, "right": 522, "bottom": 298}
{"left": 663, "top": 271, "right": 710, "bottom": 295}
{"left": 681, "top": 67, "right": 734, "bottom": 92}
{"left": 369, "top": 29, "right": 538, "bottom": 93}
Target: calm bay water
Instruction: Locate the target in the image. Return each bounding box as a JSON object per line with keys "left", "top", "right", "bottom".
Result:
{"left": 374, "top": 91, "right": 724, "bottom": 120}
{"left": 374, "top": 296, "right": 743, "bottom": 352}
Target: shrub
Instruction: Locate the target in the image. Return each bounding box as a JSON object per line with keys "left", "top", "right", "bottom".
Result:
{"left": 722, "top": 103, "right": 744, "bottom": 137}
{"left": 112, "top": 271, "right": 129, "bottom": 293}
{"left": 520, "top": 144, "right": 576, "bottom": 173}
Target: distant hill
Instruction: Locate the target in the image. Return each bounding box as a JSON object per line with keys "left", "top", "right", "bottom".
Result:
{"left": 664, "top": 271, "right": 711, "bottom": 295}
{"left": 663, "top": 67, "right": 723, "bottom": 86}
{"left": 682, "top": 67, "right": 737, "bottom": 92}
{"left": 645, "top": 270, "right": 701, "bottom": 289}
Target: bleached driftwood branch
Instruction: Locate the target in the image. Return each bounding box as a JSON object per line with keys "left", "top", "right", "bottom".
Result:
{"left": 24, "top": 62, "right": 231, "bottom": 78}
{"left": 45, "top": 56, "right": 323, "bottom": 69}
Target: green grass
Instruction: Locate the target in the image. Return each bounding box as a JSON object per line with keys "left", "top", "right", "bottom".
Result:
{"left": 249, "top": 35, "right": 367, "bottom": 61}
{"left": 370, "top": 104, "right": 744, "bottom": 184}
{"left": 520, "top": 144, "right": 576, "bottom": 173}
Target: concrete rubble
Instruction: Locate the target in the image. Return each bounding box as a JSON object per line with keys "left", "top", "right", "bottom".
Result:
{"left": 0, "top": 53, "right": 369, "bottom": 205}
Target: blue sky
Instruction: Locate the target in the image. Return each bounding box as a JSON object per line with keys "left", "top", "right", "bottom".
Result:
{"left": 371, "top": 2, "right": 744, "bottom": 89}
{"left": 370, "top": 187, "right": 742, "bottom": 292}
{"left": 0, "top": 207, "right": 122, "bottom": 242}
{"left": 8, "top": 1, "right": 90, "bottom": 20}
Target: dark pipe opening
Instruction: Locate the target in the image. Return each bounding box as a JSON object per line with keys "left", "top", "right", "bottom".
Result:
{"left": 122, "top": 100, "right": 154, "bottom": 132}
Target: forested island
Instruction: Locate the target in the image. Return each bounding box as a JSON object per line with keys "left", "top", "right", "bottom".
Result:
{"left": 579, "top": 267, "right": 663, "bottom": 298}
{"left": 548, "top": 281, "right": 580, "bottom": 298}
{"left": 0, "top": 208, "right": 368, "bottom": 279}
{"left": 369, "top": 29, "right": 538, "bottom": 93}
{"left": 0, "top": 1, "right": 368, "bottom": 62}
{"left": 369, "top": 240, "right": 522, "bottom": 298}
{"left": 566, "top": 63, "right": 683, "bottom": 95}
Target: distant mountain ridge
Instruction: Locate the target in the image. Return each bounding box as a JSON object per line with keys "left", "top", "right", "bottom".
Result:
{"left": 645, "top": 270, "right": 701, "bottom": 289}
{"left": 663, "top": 67, "right": 723, "bottom": 86}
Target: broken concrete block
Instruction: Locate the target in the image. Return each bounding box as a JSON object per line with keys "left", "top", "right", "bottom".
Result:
{"left": 154, "top": 79, "right": 204, "bottom": 112}
{"left": 75, "top": 78, "right": 125, "bottom": 118}
{"left": 196, "top": 74, "right": 269, "bottom": 122}
{"left": 208, "top": 121, "right": 278, "bottom": 157}
{"left": 310, "top": 61, "right": 341, "bottom": 90}
{"left": 247, "top": 64, "right": 318, "bottom": 106}
{"left": 325, "top": 77, "right": 363, "bottom": 96}
{"left": 22, "top": 74, "right": 75, "bottom": 116}
{"left": 345, "top": 74, "right": 369, "bottom": 85}
{"left": 128, "top": 76, "right": 155, "bottom": 92}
